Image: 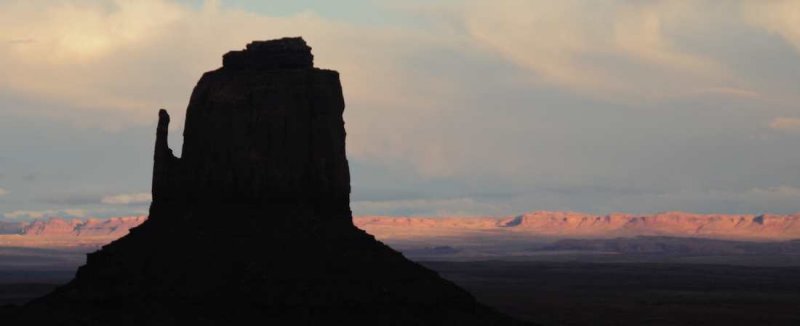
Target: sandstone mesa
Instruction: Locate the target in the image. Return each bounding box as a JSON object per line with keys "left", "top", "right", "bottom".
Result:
{"left": 2, "top": 211, "right": 797, "bottom": 250}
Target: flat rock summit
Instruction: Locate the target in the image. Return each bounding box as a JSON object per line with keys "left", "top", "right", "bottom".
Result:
{"left": 6, "top": 37, "right": 522, "bottom": 325}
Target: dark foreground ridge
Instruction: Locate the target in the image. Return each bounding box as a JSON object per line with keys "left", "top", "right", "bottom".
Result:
{"left": 5, "top": 37, "right": 524, "bottom": 325}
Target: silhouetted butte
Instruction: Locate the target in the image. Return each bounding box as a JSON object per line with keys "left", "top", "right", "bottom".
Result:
{"left": 9, "top": 37, "right": 524, "bottom": 325}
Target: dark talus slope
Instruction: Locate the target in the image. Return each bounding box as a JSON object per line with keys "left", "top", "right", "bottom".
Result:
{"left": 10, "top": 37, "right": 523, "bottom": 325}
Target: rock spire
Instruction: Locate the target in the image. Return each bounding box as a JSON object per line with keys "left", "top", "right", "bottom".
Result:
{"left": 9, "top": 37, "right": 524, "bottom": 325}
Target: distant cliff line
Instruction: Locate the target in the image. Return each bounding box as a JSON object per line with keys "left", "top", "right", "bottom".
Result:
{"left": 0, "top": 216, "right": 147, "bottom": 237}
{"left": 1, "top": 211, "right": 799, "bottom": 242}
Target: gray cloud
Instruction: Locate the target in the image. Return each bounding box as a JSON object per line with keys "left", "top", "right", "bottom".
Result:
{"left": 39, "top": 193, "right": 101, "bottom": 206}
{"left": 101, "top": 193, "right": 151, "bottom": 206}
{"left": 0, "top": 0, "right": 799, "bottom": 217}
{"left": 3, "top": 208, "right": 85, "bottom": 220}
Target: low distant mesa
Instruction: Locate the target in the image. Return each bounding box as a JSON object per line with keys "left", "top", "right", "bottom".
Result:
{"left": 2, "top": 211, "right": 797, "bottom": 249}
{"left": 357, "top": 211, "right": 800, "bottom": 241}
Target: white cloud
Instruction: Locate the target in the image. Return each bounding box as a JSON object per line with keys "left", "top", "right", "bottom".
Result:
{"left": 0, "top": 0, "right": 468, "bottom": 178}
{"left": 0, "top": 0, "right": 450, "bottom": 129}
{"left": 769, "top": 117, "right": 800, "bottom": 133}
{"left": 0, "top": 0, "right": 798, "bottom": 214}
{"left": 4, "top": 208, "right": 86, "bottom": 220}
{"left": 749, "top": 185, "right": 800, "bottom": 198}
{"left": 743, "top": 1, "right": 800, "bottom": 54}
{"left": 101, "top": 192, "right": 151, "bottom": 205}
{"left": 460, "top": 0, "right": 742, "bottom": 99}
{"left": 0, "top": 188, "right": 7, "bottom": 197}
{"left": 0, "top": 0, "right": 187, "bottom": 127}
{"left": 693, "top": 87, "right": 760, "bottom": 99}
{"left": 352, "top": 197, "right": 509, "bottom": 217}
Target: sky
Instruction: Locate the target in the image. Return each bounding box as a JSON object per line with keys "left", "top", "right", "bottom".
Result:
{"left": 1, "top": 0, "right": 800, "bottom": 220}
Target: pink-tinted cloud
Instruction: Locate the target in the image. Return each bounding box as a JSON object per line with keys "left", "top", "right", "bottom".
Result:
{"left": 769, "top": 118, "right": 800, "bottom": 133}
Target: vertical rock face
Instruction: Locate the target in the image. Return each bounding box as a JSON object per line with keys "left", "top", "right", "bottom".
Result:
{"left": 11, "top": 37, "right": 523, "bottom": 325}
{"left": 154, "top": 37, "right": 350, "bottom": 221}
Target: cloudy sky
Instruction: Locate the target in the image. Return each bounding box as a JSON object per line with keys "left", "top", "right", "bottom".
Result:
{"left": 1, "top": 0, "right": 800, "bottom": 220}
